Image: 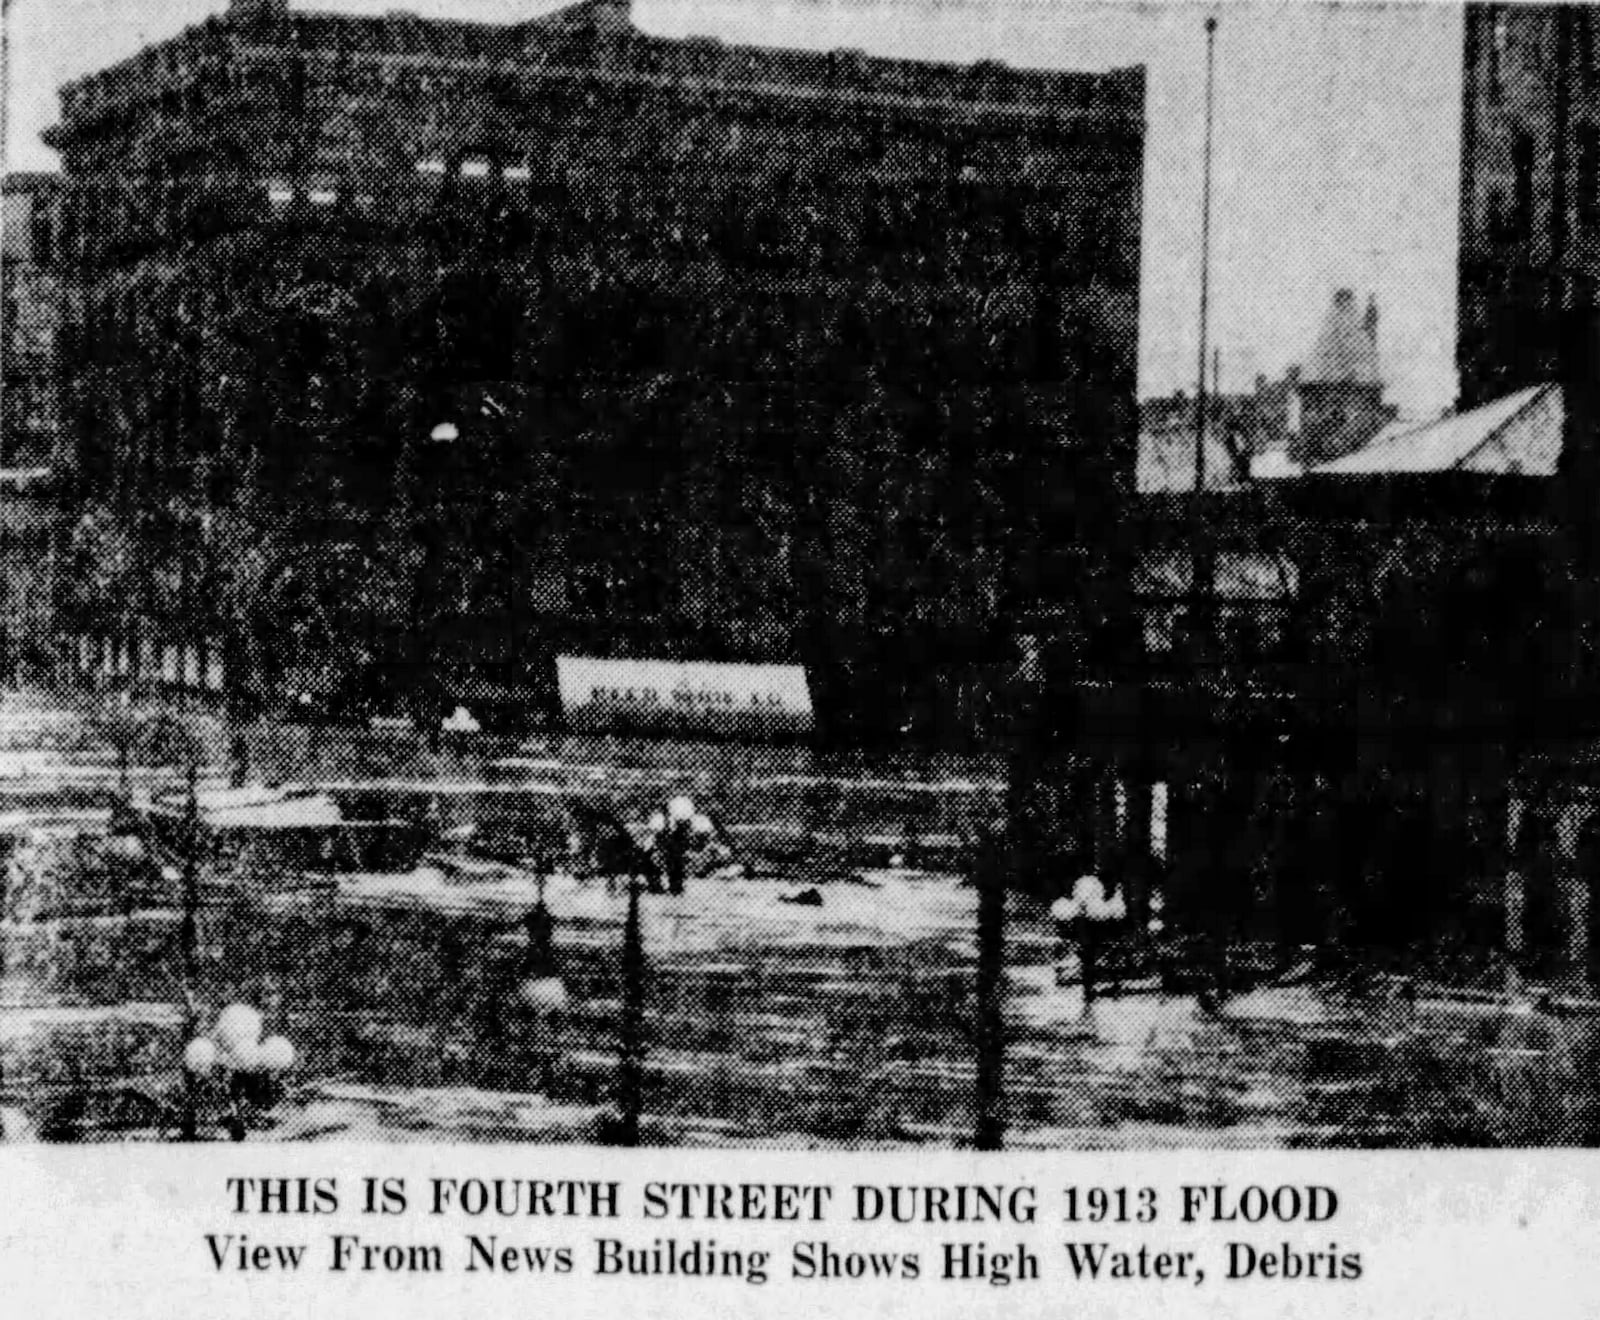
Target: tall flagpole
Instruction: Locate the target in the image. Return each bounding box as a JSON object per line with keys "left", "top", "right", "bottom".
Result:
{"left": 1191, "top": 15, "right": 1218, "bottom": 638}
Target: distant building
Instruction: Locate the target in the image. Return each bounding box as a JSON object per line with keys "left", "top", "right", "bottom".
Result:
{"left": 1293, "top": 288, "right": 1392, "bottom": 466}
{"left": 1135, "top": 288, "right": 1394, "bottom": 492}
{"left": 0, "top": 172, "right": 68, "bottom": 679}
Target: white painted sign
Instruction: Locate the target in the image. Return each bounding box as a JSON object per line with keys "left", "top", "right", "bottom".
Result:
{"left": 556, "top": 656, "right": 814, "bottom": 736}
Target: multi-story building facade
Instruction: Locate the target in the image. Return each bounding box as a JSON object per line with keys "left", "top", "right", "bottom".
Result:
{"left": 1454, "top": 3, "right": 1600, "bottom": 987}
{"left": 1457, "top": 4, "right": 1600, "bottom": 410}
{"left": 1, "top": 174, "right": 63, "bottom": 473}
{"left": 0, "top": 172, "right": 69, "bottom": 680}
{"left": 42, "top": 0, "right": 1144, "bottom": 741}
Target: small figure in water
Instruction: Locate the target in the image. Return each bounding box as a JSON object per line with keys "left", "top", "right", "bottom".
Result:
{"left": 565, "top": 799, "right": 660, "bottom": 891}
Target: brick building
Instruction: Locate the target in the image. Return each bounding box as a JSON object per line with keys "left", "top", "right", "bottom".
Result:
{"left": 1457, "top": 5, "right": 1600, "bottom": 410}
{"left": 42, "top": 0, "right": 1144, "bottom": 741}
{"left": 0, "top": 172, "right": 69, "bottom": 679}
{"left": 1454, "top": 4, "right": 1600, "bottom": 988}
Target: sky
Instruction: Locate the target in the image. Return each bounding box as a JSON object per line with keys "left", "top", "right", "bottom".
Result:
{"left": 1, "top": 0, "right": 1464, "bottom": 414}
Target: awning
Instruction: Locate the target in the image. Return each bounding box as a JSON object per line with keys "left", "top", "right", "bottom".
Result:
{"left": 1306, "top": 385, "right": 1561, "bottom": 477}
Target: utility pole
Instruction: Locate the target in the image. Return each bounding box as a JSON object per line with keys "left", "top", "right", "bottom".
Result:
{"left": 615, "top": 879, "right": 645, "bottom": 1145}
{"left": 973, "top": 822, "right": 1007, "bottom": 1150}
{"left": 1189, "top": 15, "right": 1230, "bottom": 1007}
{"left": 179, "top": 761, "right": 202, "bottom": 1140}
{"left": 1192, "top": 17, "right": 1219, "bottom": 500}
{"left": 1190, "top": 13, "right": 1220, "bottom": 635}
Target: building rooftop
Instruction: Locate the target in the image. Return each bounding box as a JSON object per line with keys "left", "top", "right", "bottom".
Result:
{"left": 1308, "top": 384, "right": 1561, "bottom": 477}
{"left": 50, "top": 0, "right": 1143, "bottom": 142}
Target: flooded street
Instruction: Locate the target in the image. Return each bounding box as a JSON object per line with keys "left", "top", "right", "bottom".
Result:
{"left": 2, "top": 698, "right": 1594, "bottom": 1147}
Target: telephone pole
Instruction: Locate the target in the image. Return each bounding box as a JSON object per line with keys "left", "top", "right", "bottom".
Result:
{"left": 1189, "top": 15, "right": 1220, "bottom": 657}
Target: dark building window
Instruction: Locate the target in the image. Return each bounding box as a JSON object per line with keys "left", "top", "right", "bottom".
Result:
{"left": 31, "top": 210, "right": 54, "bottom": 268}
{"left": 1486, "top": 187, "right": 1510, "bottom": 244}
{"left": 1513, "top": 129, "right": 1536, "bottom": 243}
{"left": 1588, "top": 11, "right": 1600, "bottom": 92}
{"left": 1489, "top": 9, "right": 1509, "bottom": 104}
{"left": 1580, "top": 125, "right": 1599, "bottom": 244}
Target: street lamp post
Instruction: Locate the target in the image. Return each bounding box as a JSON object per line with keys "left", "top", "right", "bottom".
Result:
{"left": 176, "top": 754, "right": 204, "bottom": 1139}
{"left": 643, "top": 794, "right": 716, "bottom": 897}
{"left": 1188, "top": 14, "right": 1229, "bottom": 1008}
{"left": 615, "top": 877, "right": 646, "bottom": 1146}
{"left": 411, "top": 421, "right": 461, "bottom": 748}
{"left": 516, "top": 874, "right": 568, "bottom": 1094}
{"left": 182, "top": 1001, "right": 298, "bottom": 1141}
{"left": 973, "top": 821, "right": 1007, "bottom": 1150}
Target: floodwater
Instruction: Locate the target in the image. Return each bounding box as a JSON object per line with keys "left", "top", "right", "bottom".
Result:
{"left": 2, "top": 702, "right": 1596, "bottom": 1147}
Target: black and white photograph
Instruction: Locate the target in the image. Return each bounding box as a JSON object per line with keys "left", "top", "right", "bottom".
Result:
{"left": 0, "top": 0, "right": 1594, "bottom": 1152}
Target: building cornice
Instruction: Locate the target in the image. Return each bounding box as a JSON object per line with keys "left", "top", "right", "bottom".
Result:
{"left": 46, "top": 4, "right": 1141, "bottom": 151}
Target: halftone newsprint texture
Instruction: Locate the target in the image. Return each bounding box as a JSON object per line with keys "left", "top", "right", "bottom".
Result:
{"left": 2, "top": 0, "right": 1598, "bottom": 1151}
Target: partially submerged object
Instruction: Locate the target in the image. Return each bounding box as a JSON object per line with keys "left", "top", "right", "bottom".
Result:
{"left": 134, "top": 784, "right": 413, "bottom": 882}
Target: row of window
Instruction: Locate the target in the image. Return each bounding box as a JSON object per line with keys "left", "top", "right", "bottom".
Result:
{"left": 54, "top": 129, "right": 1071, "bottom": 211}
{"left": 411, "top": 159, "right": 532, "bottom": 181}
{"left": 1489, "top": 122, "right": 1600, "bottom": 256}
{"left": 259, "top": 160, "right": 533, "bottom": 207}
{"left": 74, "top": 634, "right": 226, "bottom": 691}
{"left": 1478, "top": 7, "right": 1600, "bottom": 255}
{"left": 51, "top": 178, "right": 1100, "bottom": 290}
{"left": 1485, "top": 7, "right": 1600, "bottom": 107}
{"left": 247, "top": 170, "right": 1096, "bottom": 246}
